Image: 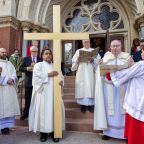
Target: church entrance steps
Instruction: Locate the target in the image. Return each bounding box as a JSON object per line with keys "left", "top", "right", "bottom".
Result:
{"left": 63, "top": 88, "right": 75, "bottom": 94}
{"left": 66, "top": 118, "right": 95, "bottom": 132}
{"left": 63, "top": 94, "right": 75, "bottom": 100}
{"left": 15, "top": 118, "right": 28, "bottom": 127}
{"left": 63, "top": 83, "right": 75, "bottom": 88}
{"left": 64, "top": 99, "right": 79, "bottom": 108}
{"left": 63, "top": 76, "right": 95, "bottom": 132}
{"left": 64, "top": 76, "right": 75, "bottom": 83}
{"left": 65, "top": 108, "right": 94, "bottom": 119}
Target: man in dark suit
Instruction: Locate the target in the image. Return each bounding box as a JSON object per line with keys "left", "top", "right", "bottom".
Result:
{"left": 20, "top": 46, "right": 42, "bottom": 120}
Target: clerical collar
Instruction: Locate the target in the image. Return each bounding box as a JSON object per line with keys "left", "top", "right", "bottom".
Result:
{"left": 83, "top": 47, "right": 90, "bottom": 49}
{"left": 0, "top": 59, "right": 8, "bottom": 62}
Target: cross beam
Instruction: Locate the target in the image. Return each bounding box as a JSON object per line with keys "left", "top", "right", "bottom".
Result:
{"left": 24, "top": 5, "right": 89, "bottom": 138}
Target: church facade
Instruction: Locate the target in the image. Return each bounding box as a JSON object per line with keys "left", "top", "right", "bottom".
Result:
{"left": 0, "top": 0, "right": 144, "bottom": 59}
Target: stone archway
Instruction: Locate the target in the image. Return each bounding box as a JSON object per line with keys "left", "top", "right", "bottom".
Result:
{"left": 16, "top": 0, "right": 141, "bottom": 51}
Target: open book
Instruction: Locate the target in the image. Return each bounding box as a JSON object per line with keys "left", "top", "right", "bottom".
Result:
{"left": 79, "top": 47, "right": 99, "bottom": 63}
{"left": 100, "top": 63, "right": 129, "bottom": 75}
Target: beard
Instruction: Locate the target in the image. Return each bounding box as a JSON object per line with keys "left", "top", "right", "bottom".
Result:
{"left": 0, "top": 55, "right": 7, "bottom": 60}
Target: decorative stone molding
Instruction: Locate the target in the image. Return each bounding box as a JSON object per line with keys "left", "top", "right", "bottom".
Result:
{"left": 21, "top": 21, "right": 49, "bottom": 32}
{"left": 31, "top": 24, "right": 41, "bottom": 32}
{"left": 135, "top": 14, "right": 144, "bottom": 30}
{"left": 40, "top": 27, "right": 49, "bottom": 32}
{"left": 0, "top": 16, "right": 20, "bottom": 29}
{"left": 20, "top": 21, "right": 32, "bottom": 32}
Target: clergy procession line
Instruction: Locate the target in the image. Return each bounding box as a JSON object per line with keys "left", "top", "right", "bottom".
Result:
{"left": 0, "top": 39, "right": 144, "bottom": 144}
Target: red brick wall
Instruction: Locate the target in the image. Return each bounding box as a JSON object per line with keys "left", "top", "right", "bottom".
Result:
{"left": 0, "top": 27, "right": 23, "bottom": 56}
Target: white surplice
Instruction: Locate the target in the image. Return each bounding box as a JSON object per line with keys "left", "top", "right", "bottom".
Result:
{"left": 29, "top": 61, "right": 65, "bottom": 133}
{"left": 0, "top": 59, "right": 20, "bottom": 120}
{"left": 71, "top": 47, "right": 101, "bottom": 106}
{"left": 94, "top": 51, "right": 130, "bottom": 139}
{"left": 111, "top": 61, "right": 144, "bottom": 122}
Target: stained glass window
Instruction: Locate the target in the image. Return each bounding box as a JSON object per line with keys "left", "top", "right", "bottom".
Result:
{"left": 64, "top": 0, "right": 124, "bottom": 32}
{"left": 65, "top": 9, "right": 89, "bottom": 32}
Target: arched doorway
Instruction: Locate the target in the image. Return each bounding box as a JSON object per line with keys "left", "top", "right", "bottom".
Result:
{"left": 62, "top": 0, "right": 129, "bottom": 75}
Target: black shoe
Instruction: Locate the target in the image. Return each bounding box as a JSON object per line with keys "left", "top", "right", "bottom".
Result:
{"left": 50, "top": 132, "right": 60, "bottom": 143}
{"left": 87, "top": 106, "right": 94, "bottom": 113}
{"left": 80, "top": 105, "right": 87, "bottom": 113}
{"left": 20, "top": 113, "right": 28, "bottom": 120}
{"left": 53, "top": 138, "right": 60, "bottom": 143}
{"left": 125, "top": 139, "right": 128, "bottom": 144}
{"left": 40, "top": 132, "right": 48, "bottom": 142}
{"left": 1, "top": 128, "right": 10, "bottom": 135}
{"left": 102, "top": 135, "right": 111, "bottom": 140}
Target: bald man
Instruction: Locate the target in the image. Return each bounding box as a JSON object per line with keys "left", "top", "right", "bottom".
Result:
{"left": 71, "top": 39, "right": 101, "bottom": 113}
{"left": 94, "top": 40, "right": 133, "bottom": 142}
{"left": 0, "top": 48, "right": 20, "bottom": 135}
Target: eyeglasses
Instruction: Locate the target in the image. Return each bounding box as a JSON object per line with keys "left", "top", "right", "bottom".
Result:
{"left": 111, "top": 45, "right": 121, "bottom": 48}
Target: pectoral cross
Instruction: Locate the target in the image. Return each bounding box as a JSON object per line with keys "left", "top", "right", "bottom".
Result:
{"left": 24, "top": 5, "right": 89, "bottom": 138}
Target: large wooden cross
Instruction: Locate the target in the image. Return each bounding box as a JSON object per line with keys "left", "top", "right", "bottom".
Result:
{"left": 24, "top": 5, "right": 89, "bottom": 138}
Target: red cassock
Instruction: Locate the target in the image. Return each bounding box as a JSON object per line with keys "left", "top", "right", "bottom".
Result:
{"left": 124, "top": 113, "right": 144, "bottom": 144}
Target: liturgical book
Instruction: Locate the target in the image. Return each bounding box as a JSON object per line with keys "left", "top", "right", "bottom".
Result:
{"left": 100, "top": 63, "right": 129, "bottom": 75}
{"left": 79, "top": 47, "right": 99, "bottom": 63}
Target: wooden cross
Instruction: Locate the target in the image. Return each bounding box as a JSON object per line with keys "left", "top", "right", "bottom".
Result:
{"left": 24, "top": 5, "right": 89, "bottom": 138}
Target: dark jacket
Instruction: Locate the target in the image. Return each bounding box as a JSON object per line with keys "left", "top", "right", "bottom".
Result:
{"left": 20, "top": 57, "right": 42, "bottom": 87}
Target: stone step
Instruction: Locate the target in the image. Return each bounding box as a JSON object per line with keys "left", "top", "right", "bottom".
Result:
{"left": 66, "top": 118, "right": 96, "bottom": 132}
{"left": 64, "top": 100, "right": 80, "bottom": 108}
{"left": 63, "top": 88, "right": 75, "bottom": 94}
{"left": 64, "top": 76, "right": 75, "bottom": 83}
{"left": 15, "top": 118, "right": 28, "bottom": 127}
{"left": 63, "top": 83, "right": 75, "bottom": 88}
{"left": 15, "top": 118, "right": 96, "bottom": 133}
{"left": 63, "top": 94, "right": 75, "bottom": 100}
{"left": 65, "top": 108, "right": 94, "bottom": 119}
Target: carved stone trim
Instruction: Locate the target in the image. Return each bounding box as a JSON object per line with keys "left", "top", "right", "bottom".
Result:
{"left": 20, "top": 21, "right": 33, "bottom": 32}
{"left": 0, "top": 16, "right": 20, "bottom": 29}
{"left": 31, "top": 24, "right": 41, "bottom": 32}
{"left": 135, "top": 14, "right": 144, "bottom": 30}
{"left": 21, "top": 21, "right": 49, "bottom": 32}
{"left": 40, "top": 27, "right": 49, "bottom": 32}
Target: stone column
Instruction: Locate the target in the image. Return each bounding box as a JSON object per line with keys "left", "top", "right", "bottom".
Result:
{"left": 21, "top": 21, "right": 32, "bottom": 57}
{"left": 40, "top": 27, "right": 49, "bottom": 52}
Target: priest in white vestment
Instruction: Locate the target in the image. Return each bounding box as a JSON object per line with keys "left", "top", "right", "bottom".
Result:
{"left": 0, "top": 48, "right": 20, "bottom": 135}
{"left": 29, "top": 48, "right": 65, "bottom": 143}
{"left": 71, "top": 39, "right": 101, "bottom": 113}
{"left": 94, "top": 40, "right": 132, "bottom": 140}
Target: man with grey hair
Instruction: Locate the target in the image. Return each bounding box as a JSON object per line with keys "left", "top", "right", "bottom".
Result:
{"left": 0, "top": 48, "right": 20, "bottom": 134}
{"left": 27, "top": 40, "right": 39, "bottom": 57}
{"left": 20, "top": 46, "right": 42, "bottom": 120}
